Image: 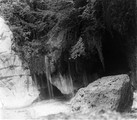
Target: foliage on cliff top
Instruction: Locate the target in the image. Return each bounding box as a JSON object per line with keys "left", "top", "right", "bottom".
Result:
{"left": 0, "top": 0, "right": 136, "bottom": 74}
{"left": 0, "top": 0, "right": 73, "bottom": 72}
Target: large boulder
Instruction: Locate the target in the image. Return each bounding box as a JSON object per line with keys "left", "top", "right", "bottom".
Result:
{"left": 71, "top": 74, "right": 133, "bottom": 114}
{"left": 0, "top": 17, "right": 39, "bottom": 108}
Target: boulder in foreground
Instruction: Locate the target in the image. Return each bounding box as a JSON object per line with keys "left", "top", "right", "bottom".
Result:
{"left": 71, "top": 74, "right": 133, "bottom": 113}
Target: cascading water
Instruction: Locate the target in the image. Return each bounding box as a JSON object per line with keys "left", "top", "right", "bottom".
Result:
{"left": 45, "top": 56, "right": 54, "bottom": 99}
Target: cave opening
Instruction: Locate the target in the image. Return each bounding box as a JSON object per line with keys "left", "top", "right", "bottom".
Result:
{"left": 32, "top": 30, "right": 131, "bottom": 100}
{"left": 54, "top": 47, "right": 103, "bottom": 94}
{"left": 51, "top": 29, "right": 131, "bottom": 96}
{"left": 102, "top": 30, "right": 130, "bottom": 76}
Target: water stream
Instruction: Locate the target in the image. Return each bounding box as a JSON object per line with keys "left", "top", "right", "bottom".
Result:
{"left": 45, "top": 56, "right": 54, "bottom": 99}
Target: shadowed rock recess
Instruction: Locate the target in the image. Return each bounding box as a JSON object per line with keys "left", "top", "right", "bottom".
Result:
{"left": 71, "top": 74, "right": 133, "bottom": 113}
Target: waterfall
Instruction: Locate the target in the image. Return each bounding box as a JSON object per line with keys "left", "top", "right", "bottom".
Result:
{"left": 45, "top": 56, "right": 54, "bottom": 98}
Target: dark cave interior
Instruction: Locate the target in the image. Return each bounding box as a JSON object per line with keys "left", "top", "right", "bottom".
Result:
{"left": 57, "top": 29, "right": 130, "bottom": 85}
{"left": 102, "top": 30, "right": 130, "bottom": 76}
{"left": 33, "top": 30, "right": 131, "bottom": 100}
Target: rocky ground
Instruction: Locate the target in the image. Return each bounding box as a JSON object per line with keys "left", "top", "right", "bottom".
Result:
{"left": 1, "top": 98, "right": 137, "bottom": 120}
{"left": 1, "top": 83, "right": 137, "bottom": 120}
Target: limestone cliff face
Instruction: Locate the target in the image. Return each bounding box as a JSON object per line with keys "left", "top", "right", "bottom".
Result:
{"left": 0, "top": 17, "right": 12, "bottom": 54}
{"left": 0, "top": 17, "right": 39, "bottom": 108}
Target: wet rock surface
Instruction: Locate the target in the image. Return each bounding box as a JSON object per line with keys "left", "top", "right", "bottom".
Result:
{"left": 1, "top": 74, "right": 137, "bottom": 120}
{"left": 70, "top": 74, "right": 133, "bottom": 114}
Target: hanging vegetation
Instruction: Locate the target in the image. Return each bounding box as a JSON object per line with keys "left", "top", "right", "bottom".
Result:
{"left": 0, "top": 0, "right": 136, "bottom": 76}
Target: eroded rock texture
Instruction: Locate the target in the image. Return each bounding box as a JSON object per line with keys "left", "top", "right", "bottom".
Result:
{"left": 0, "top": 17, "right": 39, "bottom": 108}
{"left": 71, "top": 74, "right": 133, "bottom": 114}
